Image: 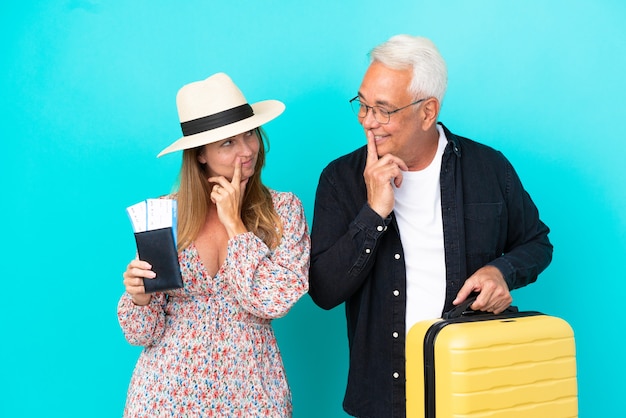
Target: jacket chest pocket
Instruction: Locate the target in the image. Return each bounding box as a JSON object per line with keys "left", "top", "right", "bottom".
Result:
{"left": 463, "top": 202, "right": 502, "bottom": 255}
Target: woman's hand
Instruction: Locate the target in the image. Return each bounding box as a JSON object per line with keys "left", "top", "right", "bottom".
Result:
{"left": 123, "top": 259, "right": 155, "bottom": 306}
{"left": 208, "top": 158, "right": 249, "bottom": 238}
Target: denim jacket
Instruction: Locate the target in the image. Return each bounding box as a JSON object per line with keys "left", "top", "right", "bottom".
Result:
{"left": 309, "top": 123, "right": 552, "bottom": 418}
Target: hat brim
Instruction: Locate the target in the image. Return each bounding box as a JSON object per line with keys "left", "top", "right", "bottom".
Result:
{"left": 157, "top": 100, "right": 285, "bottom": 157}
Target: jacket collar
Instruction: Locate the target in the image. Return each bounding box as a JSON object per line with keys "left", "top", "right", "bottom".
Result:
{"left": 438, "top": 122, "right": 462, "bottom": 157}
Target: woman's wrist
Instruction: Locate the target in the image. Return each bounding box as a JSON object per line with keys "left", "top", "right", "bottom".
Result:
{"left": 131, "top": 294, "right": 152, "bottom": 306}
{"left": 225, "top": 220, "right": 248, "bottom": 238}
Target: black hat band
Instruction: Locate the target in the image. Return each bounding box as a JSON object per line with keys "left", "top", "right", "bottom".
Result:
{"left": 180, "top": 103, "right": 254, "bottom": 137}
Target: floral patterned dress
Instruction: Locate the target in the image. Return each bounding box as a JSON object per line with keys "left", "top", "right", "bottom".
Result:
{"left": 118, "top": 191, "right": 310, "bottom": 417}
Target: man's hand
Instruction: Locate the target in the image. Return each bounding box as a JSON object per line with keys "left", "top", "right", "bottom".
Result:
{"left": 453, "top": 265, "right": 512, "bottom": 314}
{"left": 363, "top": 131, "right": 408, "bottom": 218}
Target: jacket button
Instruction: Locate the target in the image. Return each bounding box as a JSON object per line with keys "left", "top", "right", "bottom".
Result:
{"left": 392, "top": 332, "right": 399, "bottom": 338}
{"left": 393, "top": 290, "right": 400, "bottom": 296}
{"left": 394, "top": 253, "right": 401, "bottom": 260}
{"left": 393, "top": 372, "right": 399, "bottom": 379}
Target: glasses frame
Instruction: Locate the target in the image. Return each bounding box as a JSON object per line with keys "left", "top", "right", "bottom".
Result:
{"left": 349, "top": 96, "right": 427, "bottom": 125}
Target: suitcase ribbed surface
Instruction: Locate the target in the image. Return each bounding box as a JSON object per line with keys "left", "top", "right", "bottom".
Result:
{"left": 406, "top": 314, "right": 578, "bottom": 417}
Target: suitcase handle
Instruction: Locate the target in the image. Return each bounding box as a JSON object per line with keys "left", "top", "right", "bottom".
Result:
{"left": 443, "top": 296, "right": 519, "bottom": 319}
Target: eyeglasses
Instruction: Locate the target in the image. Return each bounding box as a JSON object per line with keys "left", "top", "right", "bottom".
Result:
{"left": 349, "top": 96, "right": 426, "bottom": 125}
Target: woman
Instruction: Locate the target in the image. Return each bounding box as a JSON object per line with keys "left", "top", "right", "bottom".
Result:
{"left": 118, "top": 73, "right": 310, "bottom": 417}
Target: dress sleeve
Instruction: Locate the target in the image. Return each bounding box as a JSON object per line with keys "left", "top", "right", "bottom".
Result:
{"left": 223, "top": 192, "right": 310, "bottom": 319}
{"left": 117, "top": 291, "right": 167, "bottom": 346}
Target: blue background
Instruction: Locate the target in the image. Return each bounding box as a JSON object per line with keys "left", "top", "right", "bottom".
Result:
{"left": 2, "top": 1, "right": 624, "bottom": 416}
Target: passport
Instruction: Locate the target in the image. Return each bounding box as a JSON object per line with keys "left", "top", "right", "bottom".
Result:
{"left": 126, "top": 198, "right": 183, "bottom": 293}
{"left": 133, "top": 227, "right": 183, "bottom": 293}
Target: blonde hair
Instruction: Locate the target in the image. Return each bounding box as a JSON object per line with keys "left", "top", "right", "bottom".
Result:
{"left": 175, "top": 127, "right": 282, "bottom": 251}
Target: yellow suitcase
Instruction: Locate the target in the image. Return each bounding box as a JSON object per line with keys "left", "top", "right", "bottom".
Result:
{"left": 406, "top": 304, "right": 578, "bottom": 417}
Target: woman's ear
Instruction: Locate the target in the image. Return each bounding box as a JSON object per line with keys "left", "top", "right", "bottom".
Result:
{"left": 197, "top": 147, "right": 207, "bottom": 164}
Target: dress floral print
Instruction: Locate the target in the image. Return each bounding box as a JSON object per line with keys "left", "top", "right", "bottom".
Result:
{"left": 118, "top": 191, "right": 310, "bottom": 417}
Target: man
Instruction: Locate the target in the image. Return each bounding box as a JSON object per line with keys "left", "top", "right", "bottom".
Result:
{"left": 309, "top": 35, "right": 553, "bottom": 418}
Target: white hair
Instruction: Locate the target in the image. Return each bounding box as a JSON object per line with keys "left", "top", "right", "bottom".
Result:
{"left": 369, "top": 34, "right": 448, "bottom": 103}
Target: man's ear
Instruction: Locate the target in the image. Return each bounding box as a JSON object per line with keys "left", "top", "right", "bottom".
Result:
{"left": 421, "top": 97, "right": 440, "bottom": 130}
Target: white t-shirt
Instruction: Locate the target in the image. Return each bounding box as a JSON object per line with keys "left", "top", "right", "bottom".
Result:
{"left": 393, "top": 125, "right": 448, "bottom": 334}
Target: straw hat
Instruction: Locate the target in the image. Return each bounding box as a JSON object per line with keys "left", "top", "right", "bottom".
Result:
{"left": 157, "top": 73, "right": 285, "bottom": 157}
